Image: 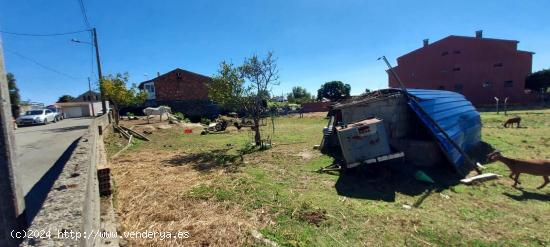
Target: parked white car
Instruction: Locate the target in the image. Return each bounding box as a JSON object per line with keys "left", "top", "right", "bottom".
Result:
{"left": 16, "top": 109, "right": 57, "bottom": 126}
{"left": 47, "top": 107, "right": 64, "bottom": 121}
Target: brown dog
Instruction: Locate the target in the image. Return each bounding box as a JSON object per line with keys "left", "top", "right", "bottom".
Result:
{"left": 487, "top": 150, "right": 550, "bottom": 189}
{"left": 503, "top": 116, "right": 521, "bottom": 128}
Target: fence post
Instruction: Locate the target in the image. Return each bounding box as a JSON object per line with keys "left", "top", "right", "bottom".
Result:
{"left": 494, "top": 97, "right": 499, "bottom": 114}
{"left": 504, "top": 97, "right": 508, "bottom": 116}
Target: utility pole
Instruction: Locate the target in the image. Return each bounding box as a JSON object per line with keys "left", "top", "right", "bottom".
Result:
{"left": 92, "top": 28, "right": 107, "bottom": 115}
{"left": 0, "top": 36, "right": 25, "bottom": 247}
{"left": 88, "top": 77, "right": 95, "bottom": 117}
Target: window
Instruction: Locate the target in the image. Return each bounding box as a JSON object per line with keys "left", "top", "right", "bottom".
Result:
{"left": 493, "top": 62, "right": 503, "bottom": 67}
{"left": 176, "top": 72, "right": 182, "bottom": 78}
{"left": 441, "top": 51, "right": 449, "bottom": 56}
{"left": 453, "top": 67, "right": 461, "bottom": 71}
{"left": 504, "top": 80, "right": 514, "bottom": 87}
{"left": 437, "top": 85, "right": 445, "bottom": 90}
{"left": 453, "top": 50, "right": 461, "bottom": 54}
{"left": 454, "top": 83, "right": 463, "bottom": 92}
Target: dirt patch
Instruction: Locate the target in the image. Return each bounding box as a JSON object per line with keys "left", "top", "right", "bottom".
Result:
{"left": 297, "top": 150, "right": 315, "bottom": 160}
{"left": 157, "top": 124, "right": 173, "bottom": 129}
{"left": 298, "top": 209, "right": 327, "bottom": 227}
{"left": 119, "top": 118, "right": 204, "bottom": 135}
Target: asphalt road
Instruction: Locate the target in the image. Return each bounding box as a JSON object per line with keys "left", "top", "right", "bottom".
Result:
{"left": 14, "top": 118, "right": 92, "bottom": 195}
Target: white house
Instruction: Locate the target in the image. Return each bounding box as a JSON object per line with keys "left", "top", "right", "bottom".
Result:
{"left": 56, "top": 91, "right": 109, "bottom": 118}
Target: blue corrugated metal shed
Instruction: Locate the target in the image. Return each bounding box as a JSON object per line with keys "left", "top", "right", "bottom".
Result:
{"left": 404, "top": 89, "right": 481, "bottom": 175}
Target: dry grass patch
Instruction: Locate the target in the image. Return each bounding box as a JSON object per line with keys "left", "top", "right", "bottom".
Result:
{"left": 111, "top": 149, "right": 268, "bottom": 246}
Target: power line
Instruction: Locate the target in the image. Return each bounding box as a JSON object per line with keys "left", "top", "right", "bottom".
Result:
{"left": 75, "top": 0, "right": 95, "bottom": 83}
{"left": 4, "top": 48, "right": 81, "bottom": 81}
{"left": 0, "top": 29, "right": 90, "bottom": 37}
{"left": 77, "top": 0, "right": 91, "bottom": 29}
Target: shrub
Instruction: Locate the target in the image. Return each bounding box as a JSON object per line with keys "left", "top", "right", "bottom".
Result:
{"left": 173, "top": 112, "right": 190, "bottom": 122}
{"left": 201, "top": 117, "right": 211, "bottom": 125}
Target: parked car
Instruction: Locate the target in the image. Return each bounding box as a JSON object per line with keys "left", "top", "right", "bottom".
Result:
{"left": 16, "top": 109, "right": 57, "bottom": 126}
{"left": 47, "top": 107, "right": 64, "bottom": 121}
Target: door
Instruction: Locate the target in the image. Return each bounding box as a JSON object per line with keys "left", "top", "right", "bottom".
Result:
{"left": 45, "top": 110, "right": 55, "bottom": 121}
{"left": 64, "top": 106, "right": 83, "bottom": 118}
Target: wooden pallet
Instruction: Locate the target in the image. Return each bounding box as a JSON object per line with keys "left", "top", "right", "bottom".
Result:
{"left": 347, "top": 151, "right": 405, "bottom": 169}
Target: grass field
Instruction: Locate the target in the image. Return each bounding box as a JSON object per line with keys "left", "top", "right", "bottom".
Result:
{"left": 108, "top": 110, "right": 550, "bottom": 246}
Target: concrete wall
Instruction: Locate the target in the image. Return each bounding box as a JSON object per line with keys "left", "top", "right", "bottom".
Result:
{"left": 20, "top": 113, "right": 110, "bottom": 247}
{"left": 91, "top": 102, "right": 108, "bottom": 116}
{"left": 339, "top": 95, "right": 411, "bottom": 139}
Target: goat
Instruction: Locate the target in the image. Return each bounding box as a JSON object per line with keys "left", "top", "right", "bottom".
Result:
{"left": 503, "top": 116, "right": 521, "bottom": 128}
{"left": 487, "top": 151, "right": 550, "bottom": 189}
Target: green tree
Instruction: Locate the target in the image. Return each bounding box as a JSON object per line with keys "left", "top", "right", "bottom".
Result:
{"left": 101, "top": 73, "right": 146, "bottom": 124}
{"left": 287, "top": 86, "right": 313, "bottom": 104}
{"left": 317, "top": 81, "right": 351, "bottom": 101}
{"left": 7, "top": 73, "right": 21, "bottom": 117}
{"left": 209, "top": 52, "right": 279, "bottom": 145}
{"left": 57, "top": 95, "right": 75, "bottom": 103}
{"left": 526, "top": 69, "right": 550, "bottom": 92}
{"left": 208, "top": 61, "right": 246, "bottom": 112}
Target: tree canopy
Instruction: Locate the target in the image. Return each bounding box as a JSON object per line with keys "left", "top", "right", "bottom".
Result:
{"left": 526, "top": 69, "right": 550, "bottom": 92}
{"left": 101, "top": 73, "right": 146, "bottom": 122}
{"left": 57, "top": 95, "right": 75, "bottom": 103}
{"left": 208, "top": 61, "right": 246, "bottom": 111}
{"left": 208, "top": 52, "right": 279, "bottom": 145}
{"left": 317, "top": 81, "right": 351, "bottom": 101}
{"left": 287, "top": 86, "right": 313, "bottom": 104}
{"left": 7, "top": 73, "right": 20, "bottom": 117}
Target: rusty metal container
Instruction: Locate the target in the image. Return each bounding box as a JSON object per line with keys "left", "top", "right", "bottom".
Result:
{"left": 336, "top": 118, "right": 391, "bottom": 168}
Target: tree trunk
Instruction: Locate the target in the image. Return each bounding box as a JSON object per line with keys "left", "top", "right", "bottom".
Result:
{"left": 253, "top": 117, "right": 261, "bottom": 146}
{"left": 113, "top": 104, "right": 120, "bottom": 125}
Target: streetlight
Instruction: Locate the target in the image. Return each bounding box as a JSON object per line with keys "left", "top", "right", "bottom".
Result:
{"left": 71, "top": 28, "right": 107, "bottom": 116}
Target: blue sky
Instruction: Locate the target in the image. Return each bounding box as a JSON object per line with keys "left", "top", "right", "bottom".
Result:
{"left": 1, "top": 0, "right": 549, "bottom": 104}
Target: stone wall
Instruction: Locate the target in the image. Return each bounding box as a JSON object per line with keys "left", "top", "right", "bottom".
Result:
{"left": 21, "top": 114, "right": 110, "bottom": 247}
